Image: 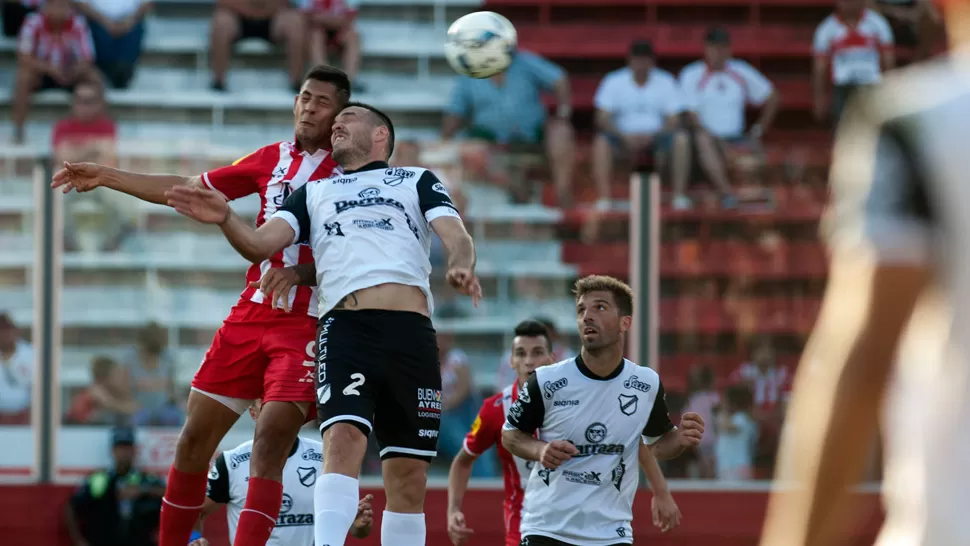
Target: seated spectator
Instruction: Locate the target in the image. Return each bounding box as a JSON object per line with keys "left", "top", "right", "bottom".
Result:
{"left": 64, "top": 427, "right": 165, "bottom": 546}
{"left": 12, "top": 0, "right": 100, "bottom": 143}
{"left": 0, "top": 313, "right": 32, "bottom": 424}
{"left": 715, "top": 384, "right": 758, "bottom": 481}
{"left": 66, "top": 356, "right": 138, "bottom": 425}
{"left": 303, "top": 0, "right": 362, "bottom": 92}
{"left": 591, "top": 40, "right": 694, "bottom": 211}
{"left": 437, "top": 334, "right": 495, "bottom": 477}
{"left": 53, "top": 81, "right": 117, "bottom": 164}
{"left": 2, "top": 0, "right": 40, "bottom": 38}
{"left": 442, "top": 49, "right": 576, "bottom": 207}
{"left": 73, "top": 0, "right": 151, "bottom": 89}
{"left": 813, "top": 0, "right": 894, "bottom": 124}
{"left": 679, "top": 27, "right": 779, "bottom": 202}
{"left": 874, "top": 0, "right": 942, "bottom": 60}
{"left": 682, "top": 364, "right": 720, "bottom": 479}
{"left": 127, "top": 322, "right": 183, "bottom": 426}
{"left": 210, "top": 0, "right": 306, "bottom": 92}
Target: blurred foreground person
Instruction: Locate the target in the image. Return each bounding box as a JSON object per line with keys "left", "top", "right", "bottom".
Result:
{"left": 761, "top": 2, "right": 970, "bottom": 545}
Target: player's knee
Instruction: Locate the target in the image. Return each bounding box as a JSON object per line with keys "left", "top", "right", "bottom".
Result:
{"left": 174, "top": 424, "right": 219, "bottom": 471}
{"left": 211, "top": 8, "right": 238, "bottom": 37}
{"left": 322, "top": 423, "right": 368, "bottom": 473}
{"left": 382, "top": 458, "right": 428, "bottom": 511}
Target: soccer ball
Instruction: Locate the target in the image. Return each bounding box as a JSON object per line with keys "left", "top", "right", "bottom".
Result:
{"left": 444, "top": 11, "right": 518, "bottom": 79}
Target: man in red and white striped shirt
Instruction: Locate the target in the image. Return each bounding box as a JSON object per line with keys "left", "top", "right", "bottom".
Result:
{"left": 51, "top": 65, "right": 351, "bottom": 546}
{"left": 13, "top": 0, "right": 100, "bottom": 143}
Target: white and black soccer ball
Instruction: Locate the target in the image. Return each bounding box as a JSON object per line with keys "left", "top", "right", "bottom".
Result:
{"left": 444, "top": 11, "right": 518, "bottom": 79}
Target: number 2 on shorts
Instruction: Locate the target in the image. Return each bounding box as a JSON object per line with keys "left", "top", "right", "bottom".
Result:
{"left": 342, "top": 373, "right": 366, "bottom": 396}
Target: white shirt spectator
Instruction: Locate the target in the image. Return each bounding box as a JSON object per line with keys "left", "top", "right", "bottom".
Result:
{"left": 594, "top": 67, "right": 682, "bottom": 135}
{"left": 679, "top": 59, "right": 774, "bottom": 139}
{"left": 715, "top": 411, "right": 758, "bottom": 480}
{"left": 813, "top": 9, "right": 894, "bottom": 86}
{"left": 0, "top": 340, "right": 33, "bottom": 413}
{"left": 441, "top": 347, "right": 468, "bottom": 399}
{"left": 75, "top": 0, "right": 147, "bottom": 20}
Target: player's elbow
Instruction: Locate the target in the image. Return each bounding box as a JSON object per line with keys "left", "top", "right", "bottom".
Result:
{"left": 500, "top": 429, "right": 515, "bottom": 452}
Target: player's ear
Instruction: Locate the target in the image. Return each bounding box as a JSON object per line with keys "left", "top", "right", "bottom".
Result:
{"left": 373, "top": 125, "right": 390, "bottom": 144}
{"left": 619, "top": 315, "right": 633, "bottom": 333}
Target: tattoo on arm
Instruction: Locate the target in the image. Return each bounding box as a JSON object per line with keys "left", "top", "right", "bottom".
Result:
{"left": 292, "top": 263, "right": 317, "bottom": 287}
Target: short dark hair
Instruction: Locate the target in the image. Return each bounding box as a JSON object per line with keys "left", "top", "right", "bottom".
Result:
{"left": 303, "top": 65, "right": 351, "bottom": 105}
{"left": 513, "top": 319, "right": 552, "bottom": 351}
{"left": 345, "top": 101, "right": 396, "bottom": 159}
{"left": 573, "top": 275, "right": 634, "bottom": 317}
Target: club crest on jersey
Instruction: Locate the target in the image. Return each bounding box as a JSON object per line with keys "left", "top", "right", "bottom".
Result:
{"left": 618, "top": 394, "right": 638, "bottom": 416}
{"left": 297, "top": 466, "right": 317, "bottom": 487}
{"left": 383, "top": 167, "right": 415, "bottom": 186}
{"left": 542, "top": 378, "right": 568, "bottom": 400}
{"left": 623, "top": 375, "right": 651, "bottom": 393}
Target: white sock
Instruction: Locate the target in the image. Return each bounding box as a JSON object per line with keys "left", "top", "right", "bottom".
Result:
{"left": 381, "top": 510, "right": 426, "bottom": 546}
{"left": 313, "top": 473, "right": 359, "bottom": 546}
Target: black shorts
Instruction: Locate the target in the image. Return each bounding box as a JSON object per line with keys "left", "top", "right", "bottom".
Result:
{"left": 315, "top": 309, "right": 441, "bottom": 462}
{"left": 521, "top": 536, "right": 629, "bottom": 546}
{"left": 238, "top": 16, "right": 273, "bottom": 43}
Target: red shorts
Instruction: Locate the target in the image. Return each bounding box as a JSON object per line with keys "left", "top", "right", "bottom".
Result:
{"left": 192, "top": 300, "right": 317, "bottom": 408}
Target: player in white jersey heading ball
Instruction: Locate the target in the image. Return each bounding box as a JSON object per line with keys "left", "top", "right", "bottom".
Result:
{"left": 502, "top": 275, "right": 704, "bottom": 546}
{"left": 189, "top": 400, "right": 374, "bottom": 546}
{"left": 761, "top": 2, "right": 970, "bottom": 545}
{"left": 166, "top": 101, "right": 482, "bottom": 546}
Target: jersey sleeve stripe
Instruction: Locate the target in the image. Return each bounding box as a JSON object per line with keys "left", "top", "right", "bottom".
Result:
{"left": 425, "top": 206, "right": 461, "bottom": 223}
{"left": 201, "top": 172, "right": 230, "bottom": 201}
{"left": 462, "top": 438, "right": 483, "bottom": 457}
{"left": 272, "top": 211, "right": 302, "bottom": 245}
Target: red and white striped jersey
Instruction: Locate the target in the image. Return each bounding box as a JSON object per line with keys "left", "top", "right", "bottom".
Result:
{"left": 202, "top": 142, "right": 340, "bottom": 318}
{"left": 812, "top": 9, "right": 893, "bottom": 86}
{"left": 463, "top": 383, "right": 532, "bottom": 546}
{"left": 17, "top": 12, "right": 94, "bottom": 71}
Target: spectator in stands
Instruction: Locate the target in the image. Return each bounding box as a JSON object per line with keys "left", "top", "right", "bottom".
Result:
{"left": 812, "top": 0, "right": 894, "bottom": 124}
{"left": 53, "top": 81, "right": 117, "bottom": 164}
{"left": 494, "top": 317, "right": 573, "bottom": 390}
{"left": 873, "top": 0, "right": 942, "bottom": 61}
{"left": 64, "top": 426, "right": 165, "bottom": 546}
{"left": 715, "top": 384, "right": 758, "bottom": 481}
{"left": 679, "top": 27, "right": 780, "bottom": 198}
{"left": 729, "top": 340, "right": 789, "bottom": 476}
{"left": 73, "top": 0, "right": 152, "bottom": 89}
{"left": 66, "top": 356, "right": 138, "bottom": 425}
{"left": 682, "top": 364, "right": 719, "bottom": 479}
{"left": 302, "top": 0, "right": 362, "bottom": 92}
{"left": 209, "top": 0, "right": 306, "bottom": 92}
{"left": 437, "top": 333, "right": 496, "bottom": 477}
{"left": 2, "top": 0, "right": 40, "bottom": 38}
{"left": 591, "top": 40, "right": 695, "bottom": 211}
{"left": 442, "top": 49, "right": 576, "bottom": 207}
{"left": 12, "top": 0, "right": 100, "bottom": 143}
{"left": 0, "top": 313, "right": 32, "bottom": 424}
{"left": 127, "top": 322, "right": 182, "bottom": 426}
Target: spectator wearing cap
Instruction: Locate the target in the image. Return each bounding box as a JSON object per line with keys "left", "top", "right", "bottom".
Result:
{"left": 72, "top": 0, "right": 152, "bottom": 89}
{"left": 442, "top": 48, "right": 576, "bottom": 207}
{"left": 812, "top": 0, "right": 894, "bottom": 124}
{"left": 64, "top": 427, "right": 165, "bottom": 546}
{"left": 678, "top": 26, "right": 779, "bottom": 208}
{"left": 0, "top": 313, "right": 33, "bottom": 424}
{"left": 591, "top": 40, "right": 690, "bottom": 210}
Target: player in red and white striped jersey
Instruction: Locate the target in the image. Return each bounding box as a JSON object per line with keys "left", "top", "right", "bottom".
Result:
{"left": 446, "top": 320, "right": 682, "bottom": 546}
{"left": 51, "top": 65, "right": 351, "bottom": 546}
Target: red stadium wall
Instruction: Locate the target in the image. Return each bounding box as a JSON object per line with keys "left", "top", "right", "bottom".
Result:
{"left": 0, "top": 485, "right": 883, "bottom": 545}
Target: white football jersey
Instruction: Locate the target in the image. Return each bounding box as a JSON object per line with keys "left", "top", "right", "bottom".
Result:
{"left": 503, "top": 357, "right": 675, "bottom": 545}
{"left": 207, "top": 437, "right": 323, "bottom": 546}
{"left": 272, "top": 161, "right": 461, "bottom": 316}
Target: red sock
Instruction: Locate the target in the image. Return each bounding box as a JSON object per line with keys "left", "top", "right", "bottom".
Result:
{"left": 232, "top": 477, "right": 284, "bottom": 546}
{"left": 158, "top": 467, "right": 209, "bottom": 546}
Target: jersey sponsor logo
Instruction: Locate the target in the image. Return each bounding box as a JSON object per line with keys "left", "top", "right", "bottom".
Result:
{"left": 553, "top": 399, "right": 580, "bottom": 407}
{"left": 616, "top": 527, "right": 628, "bottom": 538}
{"left": 623, "top": 375, "right": 651, "bottom": 393}
{"left": 277, "top": 514, "right": 314, "bottom": 527}
{"left": 562, "top": 469, "right": 602, "bottom": 486}
{"left": 432, "top": 182, "right": 450, "bottom": 196}
{"left": 542, "top": 378, "right": 568, "bottom": 400}
{"left": 585, "top": 422, "right": 608, "bottom": 444}
{"left": 334, "top": 188, "right": 408, "bottom": 219}
{"left": 611, "top": 461, "right": 626, "bottom": 491}
{"left": 537, "top": 467, "right": 553, "bottom": 485}
{"left": 418, "top": 411, "right": 441, "bottom": 420}
{"left": 228, "top": 451, "right": 252, "bottom": 469}
{"left": 208, "top": 464, "right": 219, "bottom": 480}
{"left": 418, "top": 428, "right": 439, "bottom": 439}
{"left": 383, "top": 167, "right": 416, "bottom": 186}
{"left": 331, "top": 176, "right": 358, "bottom": 184}
{"left": 618, "top": 394, "right": 638, "bottom": 416}
{"left": 567, "top": 440, "right": 624, "bottom": 457}
{"left": 517, "top": 384, "right": 531, "bottom": 403}
{"left": 469, "top": 415, "right": 482, "bottom": 435}
{"left": 418, "top": 388, "right": 442, "bottom": 416}
{"left": 271, "top": 166, "right": 287, "bottom": 181}
{"left": 297, "top": 466, "right": 317, "bottom": 487}
{"left": 507, "top": 400, "right": 525, "bottom": 422}
{"left": 281, "top": 493, "right": 294, "bottom": 513}
{"left": 301, "top": 449, "right": 322, "bottom": 463}
{"left": 353, "top": 218, "right": 393, "bottom": 231}
{"left": 324, "top": 222, "right": 345, "bottom": 236}
{"left": 272, "top": 181, "right": 293, "bottom": 207}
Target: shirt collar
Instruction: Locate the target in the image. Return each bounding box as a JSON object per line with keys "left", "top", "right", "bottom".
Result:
{"left": 575, "top": 355, "right": 625, "bottom": 381}
{"left": 343, "top": 161, "right": 389, "bottom": 174}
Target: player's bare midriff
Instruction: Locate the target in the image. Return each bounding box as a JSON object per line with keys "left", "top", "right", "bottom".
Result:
{"left": 333, "top": 283, "right": 429, "bottom": 317}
